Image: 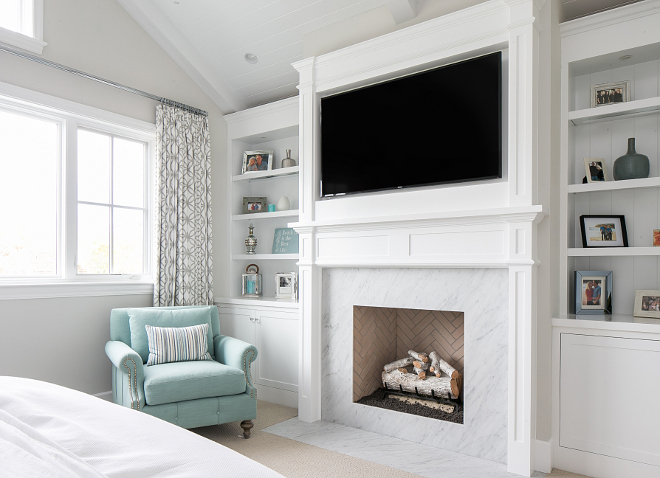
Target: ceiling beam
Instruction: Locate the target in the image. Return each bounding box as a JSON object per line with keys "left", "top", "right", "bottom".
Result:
{"left": 115, "top": 0, "right": 244, "bottom": 114}
{"left": 387, "top": 0, "right": 418, "bottom": 24}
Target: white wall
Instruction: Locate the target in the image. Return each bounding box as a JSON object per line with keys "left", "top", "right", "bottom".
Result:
{"left": 0, "top": 0, "right": 229, "bottom": 394}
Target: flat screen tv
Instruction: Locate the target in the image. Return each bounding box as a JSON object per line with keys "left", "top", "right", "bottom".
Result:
{"left": 320, "top": 51, "right": 502, "bottom": 197}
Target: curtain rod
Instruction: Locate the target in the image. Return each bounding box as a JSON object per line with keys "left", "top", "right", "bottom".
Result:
{"left": 0, "top": 44, "right": 208, "bottom": 117}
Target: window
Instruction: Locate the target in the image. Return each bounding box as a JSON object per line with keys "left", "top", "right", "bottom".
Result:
{"left": 0, "top": 0, "right": 46, "bottom": 54}
{"left": 0, "top": 83, "right": 155, "bottom": 296}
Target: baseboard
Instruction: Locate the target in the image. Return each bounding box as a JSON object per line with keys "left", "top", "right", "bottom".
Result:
{"left": 257, "top": 386, "right": 298, "bottom": 409}
{"left": 93, "top": 390, "right": 113, "bottom": 402}
{"left": 534, "top": 439, "right": 552, "bottom": 473}
{"left": 554, "top": 444, "right": 660, "bottom": 478}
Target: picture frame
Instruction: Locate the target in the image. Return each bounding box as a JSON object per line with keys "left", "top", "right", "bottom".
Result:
{"left": 275, "top": 272, "right": 297, "bottom": 300}
{"left": 272, "top": 228, "right": 299, "bottom": 254}
{"left": 575, "top": 271, "right": 612, "bottom": 315}
{"left": 579, "top": 215, "right": 628, "bottom": 248}
{"left": 653, "top": 229, "right": 660, "bottom": 247}
{"left": 242, "top": 196, "right": 267, "bottom": 214}
{"left": 590, "top": 81, "right": 630, "bottom": 107}
{"left": 583, "top": 158, "right": 608, "bottom": 183}
{"left": 242, "top": 150, "right": 273, "bottom": 174}
{"left": 634, "top": 290, "right": 660, "bottom": 318}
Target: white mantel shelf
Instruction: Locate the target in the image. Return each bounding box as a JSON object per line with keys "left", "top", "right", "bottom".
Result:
{"left": 290, "top": 205, "right": 546, "bottom": 231}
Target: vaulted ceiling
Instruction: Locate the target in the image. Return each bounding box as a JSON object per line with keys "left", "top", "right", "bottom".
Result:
{"left": 117, "top": 0, "right": 644, "bottom": 114}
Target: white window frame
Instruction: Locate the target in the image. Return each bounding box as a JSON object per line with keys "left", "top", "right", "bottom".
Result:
{"left": 0, "top": 0, "right": 47, "bottom": 54}
{"left": 0, "top": 81, "right": 155, "bottom": 299}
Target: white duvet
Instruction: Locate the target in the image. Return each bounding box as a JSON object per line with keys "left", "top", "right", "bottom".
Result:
{"left": 0, "top": 377, "right": 284, "bottom": 477}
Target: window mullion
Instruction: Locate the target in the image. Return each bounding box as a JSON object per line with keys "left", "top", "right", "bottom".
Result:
{"left": 64, "top": 119, "right": 78, "bottom": 280}
{"left": 109, "top": 136, "right": 114, "bottom": 274}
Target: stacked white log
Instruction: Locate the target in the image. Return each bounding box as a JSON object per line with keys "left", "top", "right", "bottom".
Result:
{"left": 382, "top": 349, "right": 462, "bottom": 400}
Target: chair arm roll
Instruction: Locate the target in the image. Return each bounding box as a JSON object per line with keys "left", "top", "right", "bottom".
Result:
{"left": 214, "top": 335, "right": 258, "bottom": 388}
{"left": 105, "top": 340, "right": 144, "bottom": 383}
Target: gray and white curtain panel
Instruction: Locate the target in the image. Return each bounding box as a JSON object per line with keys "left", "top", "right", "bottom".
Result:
{"left": 154, "top": 104, "right": 213, "bottom": 306}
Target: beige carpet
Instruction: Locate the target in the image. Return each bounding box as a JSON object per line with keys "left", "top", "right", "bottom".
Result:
{"left": 193, "top": 401, "right": 591, "bottom": 478}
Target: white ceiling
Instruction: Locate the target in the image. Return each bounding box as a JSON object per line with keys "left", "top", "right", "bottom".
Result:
{"left": 117, "top": 0, "right": 647, "bottom": 114}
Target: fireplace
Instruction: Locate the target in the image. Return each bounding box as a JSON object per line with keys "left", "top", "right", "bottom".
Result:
{"left": 353, "top": 305, "right": 465, "bottom": 423}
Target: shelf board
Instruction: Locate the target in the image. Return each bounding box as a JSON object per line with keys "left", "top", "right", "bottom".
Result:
{"left": 568, "top": 96, "right": 660, "bottom": 125}
{"left": 567, "top": 247, "right": 660, "bottom": 257}
{"left": 568, "top": 176, "right": 660, "bottom": 194}
{"left": 232, "top": 254, "right": 298, "bottom": 260}
{"left": 215, "top": 297, "right": 299, "bottom": 309}
{"left": 233, "top": 210, "right": 299, "bottom": 221}
{"left": 233, "top": 166, "right": 299, "bottom": 182}
{"left": 553, "top": 314, "right": 660, "bottom": 334}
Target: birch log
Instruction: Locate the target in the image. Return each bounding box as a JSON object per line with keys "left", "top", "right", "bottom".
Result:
{"left": 413, "top": 367, "right": 426, "bottom": 379}
{"left": 412, "top": 360, "right": 429, "bottom": 370}
{"left": 408, "top": 350, "right": 429, "bottom": 363}
{"left": 429, "top": 351, "right": 459, "bottom": 379}
{"left": 383, "top": 357, "right": 414, "bottom": 372}
{"left": 382, "top": 370, "right": 458, "bottom": 399}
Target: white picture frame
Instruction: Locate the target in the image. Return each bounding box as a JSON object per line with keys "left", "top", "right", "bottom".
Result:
{"left": 242, "top": 150, "right": 273, "bottom": 174}
{"left": 275, "top": 272, "right": 297, "bottom": 300}
{"left": 634, "top": 290, "right": 660, "bottom": 318}
{"left": 584, "top": 158, "right": 608, "bottom": 183}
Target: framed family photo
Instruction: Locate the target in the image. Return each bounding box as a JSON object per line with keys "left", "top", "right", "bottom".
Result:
{"left": 590, "top": 81, "right": 630, "bottom": 107}
{"left": 575, "top": 270, "right": 612, "bottom": 315}
{"left": 584, "top": 158, "right": 607, "bottom": 183}
{"left": 242, "top": 196, "right": 267, "bottom": 214}
{"left": 242, "top": 150, "right": 273, "bottom": 174}
{"left": 579, "top": 215, "right": 628, "bottom": 248}
{"left": 634, "top": 290, "right": 660, "bottom": 318}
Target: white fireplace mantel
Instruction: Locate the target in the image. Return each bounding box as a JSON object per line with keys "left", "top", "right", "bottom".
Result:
{"left": 292, "top": 0, "right": 549, "bottom": 475}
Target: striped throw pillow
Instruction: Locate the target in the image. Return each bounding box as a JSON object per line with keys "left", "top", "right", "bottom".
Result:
{"left": 145, "top": 323, "right": 213, "bottom": 366}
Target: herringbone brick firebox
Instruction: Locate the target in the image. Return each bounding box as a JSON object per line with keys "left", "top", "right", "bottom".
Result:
{"left": 353, "top": 305, "right": 464, "bottom": 403}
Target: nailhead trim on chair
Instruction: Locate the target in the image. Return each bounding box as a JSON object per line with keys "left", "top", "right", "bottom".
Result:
{"left": 122, "top": 357, "right": 140, "bottom": 411}
{"left": 243, "top": 349, "right": 255, "bottom": 398}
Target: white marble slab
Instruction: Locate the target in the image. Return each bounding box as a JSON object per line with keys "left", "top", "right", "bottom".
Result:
{"left": 322, "top": 268, "right": 509, "bottom": 463}
{"left": 264, "top": 418, "right": 544, "bottom": 478}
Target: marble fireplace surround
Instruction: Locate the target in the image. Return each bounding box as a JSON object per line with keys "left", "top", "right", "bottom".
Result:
{"left": 325, "top": 268, "right": 508, "bottom": 462}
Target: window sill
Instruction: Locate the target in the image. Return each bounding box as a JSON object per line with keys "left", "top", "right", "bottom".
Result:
{"left": 0, "top": 28, "right": 47, "bottom": 54}
{"left": 0, "top": 281, "right": 154, "bottom": 300}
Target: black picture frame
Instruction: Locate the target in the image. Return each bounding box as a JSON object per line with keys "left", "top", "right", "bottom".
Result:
{"left": 579, "top": 215, "right": 628, "bottom": 248}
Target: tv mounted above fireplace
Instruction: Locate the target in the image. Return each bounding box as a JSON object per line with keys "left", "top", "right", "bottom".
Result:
{"left": 320, "top": 51, "right": 503, "bottom": 197}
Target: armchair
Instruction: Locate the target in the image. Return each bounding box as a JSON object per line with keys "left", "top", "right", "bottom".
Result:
{"left": 105, "top": 305, "right": 258, "bottom": 438}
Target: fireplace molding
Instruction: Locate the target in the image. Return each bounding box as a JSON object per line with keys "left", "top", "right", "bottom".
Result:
{"left": 292, "top": 0, "right": 549, "bottom": 475}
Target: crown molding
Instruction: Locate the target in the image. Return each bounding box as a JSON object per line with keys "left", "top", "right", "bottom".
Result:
{"left": 115, "top": 0, "right": 244, "bottom": 114}
{"left": 560, "top": 0, "right": 660, "bottom": 37}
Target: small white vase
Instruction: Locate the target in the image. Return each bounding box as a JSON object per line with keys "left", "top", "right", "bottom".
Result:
{"left": 277, "top": 196, "right": 290, "bottom": 211}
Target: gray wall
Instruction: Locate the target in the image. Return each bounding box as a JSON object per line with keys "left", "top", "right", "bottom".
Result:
{"left": 0, "top": 0, "right": 229, "bottom": 394}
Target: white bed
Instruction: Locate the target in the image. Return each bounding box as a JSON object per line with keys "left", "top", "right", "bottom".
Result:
{"left": 0, "top": 376, "right": 284, "bottom": 477}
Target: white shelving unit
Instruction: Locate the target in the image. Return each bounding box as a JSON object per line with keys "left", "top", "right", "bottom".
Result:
{"left": 223, "top": 97, "right": 300, "bottom": 303}
{"left": 554, "top": 5, "right": 660, "bottom": 478}
{"left": 218, "top": 97, "right": 300, "bottom": 409}
{"left": 559, "top": 17, "right": 660, "bottom": 318}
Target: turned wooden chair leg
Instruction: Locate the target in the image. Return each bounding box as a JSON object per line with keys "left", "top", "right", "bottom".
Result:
{"left": 240, "top": 420, "right": 254, "bottom": 439}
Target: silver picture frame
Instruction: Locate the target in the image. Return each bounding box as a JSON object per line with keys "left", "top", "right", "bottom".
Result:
{"left": 633, "top": 290, "right": 660, "bottom": 319}
{"left": 575, "top": 270, "right": 612, "bottom": 315}
{"left": 242, "top": 150, "right": 273, "bottom": 174}
{"left": 590, "top": 81, "right": 630, "bottom": 108}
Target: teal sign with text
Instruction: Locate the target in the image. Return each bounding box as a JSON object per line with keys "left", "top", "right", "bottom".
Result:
{"left": 272, "top": 228, "right": 299, "bottom": 254}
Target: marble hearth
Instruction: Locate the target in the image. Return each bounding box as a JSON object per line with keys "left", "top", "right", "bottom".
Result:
{"left": 323, "top": 268, "right": 508, "bottom": 463}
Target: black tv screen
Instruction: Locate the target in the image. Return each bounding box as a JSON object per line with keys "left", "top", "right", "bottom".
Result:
{"left": 320, "top": 51, "right": 502, "bottom": 197}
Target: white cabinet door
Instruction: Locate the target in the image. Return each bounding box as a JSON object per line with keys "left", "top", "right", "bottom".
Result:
{"left": 560, "top": 333, "right": 660, "bottom": 466}
{"left": 255, "top": 309, "right": 299, "bottom": 393}
{"left": 218, "top": 307, "right": 255, "bottom": 346}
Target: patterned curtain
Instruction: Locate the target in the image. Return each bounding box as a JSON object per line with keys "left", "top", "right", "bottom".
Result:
{"left": 154, "top": 104, "right": 213, "bottom": 306}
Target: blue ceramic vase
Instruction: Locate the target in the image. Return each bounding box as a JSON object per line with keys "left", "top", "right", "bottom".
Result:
{"left": 613, "top": 138, "right": 650, "bottom": 180}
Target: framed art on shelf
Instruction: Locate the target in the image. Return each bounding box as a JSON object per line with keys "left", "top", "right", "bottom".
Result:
{"left": 579, "top": 215, "right": 628, "bottom": 248}
{"left": 575, "top": 271, "right": 612, "bottom": 315}
{"left": 584, "top": 158, "right": 607, "bottom": 183}
{"left": 242, "top": 197, "right": 267, "bottom": 214}
{"left": 275, "top": 272, "right": 297, "bottom": 301}
{"left": 590, "top": 81, "right": 630, "bottom": 107}
{"left": 634, "top": 290, "right": 660, "bottom": 318}
{"left": 242, "top": 150, "right": 273, "bottom": 174}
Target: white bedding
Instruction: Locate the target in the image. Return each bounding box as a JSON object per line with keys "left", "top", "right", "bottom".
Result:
{"left": 0, "top": 377, "right": 284, "bottom": 477}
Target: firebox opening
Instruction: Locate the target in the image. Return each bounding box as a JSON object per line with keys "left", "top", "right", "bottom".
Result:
{"left": 353, "top": 305, "right": 464, "bottom": 424}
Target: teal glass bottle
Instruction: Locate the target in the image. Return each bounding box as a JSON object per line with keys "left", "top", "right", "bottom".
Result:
{"left": 613, "top": 138, "right": 650, "bottom": 180}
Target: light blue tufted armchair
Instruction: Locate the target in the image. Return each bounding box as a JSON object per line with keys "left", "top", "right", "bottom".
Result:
{"left": 104, "top": 305, "right": 258, "bottom": 438}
